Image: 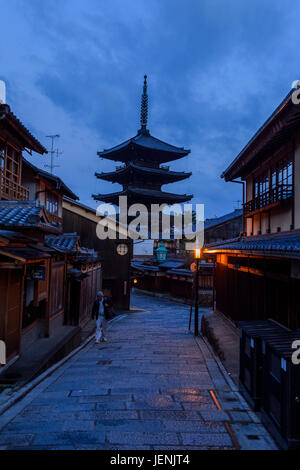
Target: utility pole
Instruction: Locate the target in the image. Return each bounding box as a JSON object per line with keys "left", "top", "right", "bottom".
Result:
{"left": 45, "top": 134, "right": 60, "bottom": 174}
{"left": 194, "top": 248, "right": 201, "bottom": 336}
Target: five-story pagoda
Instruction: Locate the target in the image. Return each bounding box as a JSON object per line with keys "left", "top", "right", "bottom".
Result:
{"left": 92, "top": 76, "right": 192, "bottom": 207}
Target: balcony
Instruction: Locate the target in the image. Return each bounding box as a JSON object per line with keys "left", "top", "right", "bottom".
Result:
{"left": 0, "top": 169, "right": 29, "bottom": 201}
{"left": 244, "top": 184, "right": 293, "bottom": 216}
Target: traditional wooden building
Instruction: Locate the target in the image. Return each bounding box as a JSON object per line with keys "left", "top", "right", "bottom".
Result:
{"left": 131, "top": 257, "right": 213, "bottom": 305}
{"left": 0, "top": 215, "right": 101, "bottom": 369}
{"left": 151, "top": 209, "right": 243, "bottom": 256}
{"left": 45, "top": 233, "right": 101, "bottom": 328}
{"left": 0, "top": 104, "right": 47, "bottom": 201}
{"left": 0, "top": 102, "right": 101, "bottom": 371}
{"left": 93, "top": 76, "right": 192, "bottom": 207}
{"left": 62, "top": 197, "right": 131, "bottom": 310}
{"left": 204, "top": 209, "right": 243, "bottom": 245}
{"left": 21, "top": 158, "right": 78, "bottom": 226}
{"left": 204, "top": 88, "right": 300, "bottom": 330}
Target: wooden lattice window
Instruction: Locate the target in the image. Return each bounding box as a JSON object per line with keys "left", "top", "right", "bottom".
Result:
{"left": 46, "top": 191, "right": 58, "bottom": 215}
{"left": 5, "top": 144, "right": 21, "bottom": 184}
{"left": 50, "top": 261, "right": 64, "bottom": 316}
{"left": 0, "top": 141, "right": 5, "bottom": 171}
{"left": 253, "top": 172, "right": 269, "bottom": 198}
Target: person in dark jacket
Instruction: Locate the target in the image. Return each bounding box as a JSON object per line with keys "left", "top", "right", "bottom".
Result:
{"left": 92, "top": 291, "right": 113, "bottom": 343}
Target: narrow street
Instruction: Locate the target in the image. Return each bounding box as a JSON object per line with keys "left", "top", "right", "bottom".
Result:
{"left": 0, "top": 294, "right": 276, "bottom": 450}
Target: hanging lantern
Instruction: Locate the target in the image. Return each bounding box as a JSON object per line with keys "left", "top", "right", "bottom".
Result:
{"left": 117, "top": 243, "right": 128, "bottom": 256}
{"left": 155, "top": 241, "right": 168, "bottom": 263}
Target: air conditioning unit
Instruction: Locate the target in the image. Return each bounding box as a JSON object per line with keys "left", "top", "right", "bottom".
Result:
{"left": 238, "top": 320, "right": 289, "bottom": 410}
{"left": 261, "top": 334, "right": 300, "bottom": 449}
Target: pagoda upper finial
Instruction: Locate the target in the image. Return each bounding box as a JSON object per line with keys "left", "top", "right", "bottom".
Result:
{"left": 139, "top": 74, "right": 149, "bottom": 134}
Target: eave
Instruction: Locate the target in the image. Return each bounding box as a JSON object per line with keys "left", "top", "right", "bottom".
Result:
{"left": 0, "top": 104, "right": 47, "bottom": 154}
{"left": 23, "top": 158, "right": 79, "bottom": 200}
{"left": 95, "top": 162, "right": 192, "bottom": 183}
{"left": 97, "top": 134, "right": 190, "bottom": 164}
{"left": 222, "top": 89, "right": 299, "bottom": 181}
{"left": 92, "top": 186, "right": 193, "bottom": 205}
{"left": 204, "top": 230, "right": 300, "bottom": 260}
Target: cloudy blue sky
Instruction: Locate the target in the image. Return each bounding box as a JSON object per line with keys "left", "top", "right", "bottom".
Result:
{"left": 1, "top": 0, "right": 299, "bottom": 218}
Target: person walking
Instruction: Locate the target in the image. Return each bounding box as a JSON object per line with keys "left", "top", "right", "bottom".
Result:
{"left": 92, "top": 291, "right": 113, "bottom": 343}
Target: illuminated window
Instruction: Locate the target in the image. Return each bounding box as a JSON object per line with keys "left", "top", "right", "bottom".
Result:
{"left": 46, "top": 191, "right": 58, "bottom": 215}
{"left": 117, "top": 244, "right": 128, "bottom": 256}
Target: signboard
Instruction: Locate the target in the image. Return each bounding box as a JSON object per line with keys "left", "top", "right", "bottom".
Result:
{"left": 117, "top": 243, "right": 128, "bottom": 256}
{"left": 27, "top": 265, "right": 46, "bottom": 281}
{"left": 190, "top": 262, "right": 197, "bottom": 273}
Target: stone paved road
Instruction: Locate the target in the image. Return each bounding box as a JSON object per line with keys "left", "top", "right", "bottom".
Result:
{"left": 0, "top": 294, "right": 277, "bottom": 450}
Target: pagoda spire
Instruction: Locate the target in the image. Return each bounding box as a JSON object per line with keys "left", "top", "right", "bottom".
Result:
{"left": 139, "top": 74, "right": 149, "bottom": 134}
{"left": 93, "top": 76, "right": 193, "bottom": 206}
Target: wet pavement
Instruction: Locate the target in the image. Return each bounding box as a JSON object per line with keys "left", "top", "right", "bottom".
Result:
{"left": 0, "top": 294, "right": 277, "bottom": 450}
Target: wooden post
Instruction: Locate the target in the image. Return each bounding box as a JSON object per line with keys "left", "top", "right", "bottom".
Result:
{"left": 194, "top": 259, "right": 199, "bottom": 336}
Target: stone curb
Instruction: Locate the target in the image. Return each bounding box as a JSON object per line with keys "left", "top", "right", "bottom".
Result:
{"left": 0, "top": 314, "right": 127, "bottom": 421}
{"left": 196, "top": 335, "right": 238, "bottom": 392}
{"left": 195, "top": 335, "right": 262, "bottom": 423}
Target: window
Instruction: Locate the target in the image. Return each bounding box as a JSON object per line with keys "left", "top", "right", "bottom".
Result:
{"left": 254, "top": 158, "right": 293, "bottom": 198}
{"left": 5, "top": 145, "right": 20, "bottom": 183}
{"left": 271, "top": 168, "right": 277, "bottom": 189}
{"left": 0, "top": 141, "right": 5, "bottom": 170}
{"left": 276, "top": 159, "right": 293, "bottom": 186}
{"left": 246, "top": 157, "right": 294, "bottom": 215}
{"left": 253, "top": 172, "right": 269, "bottom": 198}
{"left": 46, "top": 191, "right": 58, "bottom": 215}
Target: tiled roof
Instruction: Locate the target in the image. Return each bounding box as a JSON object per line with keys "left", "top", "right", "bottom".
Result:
{"left": 75, "top": 250, "right": 101, "bottom": 263}
{"left": 0, "top": 201, "right": 46, "bottom": 227}
{"left": 159, "top": 260, "right": 185, "bottom": 269}
{"left": 0, "top": 246, "right": 50, "bottom": 261}
{"left": 204, "top": 209, "right": 243, "bottom": 230}
{"left": 0, "top": 230, "right": 37, "bottom": 242}
{"left": 99, "top": 132, "right": 190, "bottom": 158}
{"left": 131, "top": 261, "right": 160, "bottom": 272}
{"left": 45, "top": 233, "right": 80, "bottom": 253}
{"left": 93, "top": 186, "right": 193, "bottom": 204}
{"left": 166, "top": 268, "right": 193, "bottom": 277}
{"left": 45, "top": 233, "right": 100, "bottom": 261}
{"left": 23, "top": 158, "right": 79, "bottom": 200}
{"left": 205, "top": 231, "right": 300, "bottom": 259}
{"left": 95, "top": 162, "right": 191, "bottom": 183}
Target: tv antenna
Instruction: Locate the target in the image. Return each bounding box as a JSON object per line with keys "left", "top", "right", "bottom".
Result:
{"left": 234, "top": 199, "right": 242, "bottom": 209}
{"left": 45, "top": 134, "right": 60, "bottom": 174}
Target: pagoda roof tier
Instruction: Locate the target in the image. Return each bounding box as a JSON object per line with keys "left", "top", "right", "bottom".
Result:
{"left": 92, "top": 186, "right": 193, "bottom": 205}
{"left": 98, "top": 132, "right": 190, "bottom": 164}
{"left": 95, "top": 162, "right": 192, "bottom": 184}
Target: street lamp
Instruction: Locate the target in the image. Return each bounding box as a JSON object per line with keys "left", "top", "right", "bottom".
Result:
{"left": 194, "top": 248, "right": 201, "bottom": 336}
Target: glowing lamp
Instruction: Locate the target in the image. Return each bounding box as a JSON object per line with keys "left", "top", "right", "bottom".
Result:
{"left": 156, "top": 241, "right": 168, "bottom": 263}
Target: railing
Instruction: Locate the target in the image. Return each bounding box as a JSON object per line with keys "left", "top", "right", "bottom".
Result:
{"left": 48, "top": 213, "right": 63, "bottom": 226}
{"left": 0, "top": 169, "right": 29, "bottom": 200}
{"left": 244, "top": 184, "right": 293, "bottom": 215}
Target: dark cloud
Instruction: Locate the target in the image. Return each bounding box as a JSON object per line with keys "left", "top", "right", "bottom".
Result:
{"left": 0, "top": 0, "right": 299, "bottom": 217}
